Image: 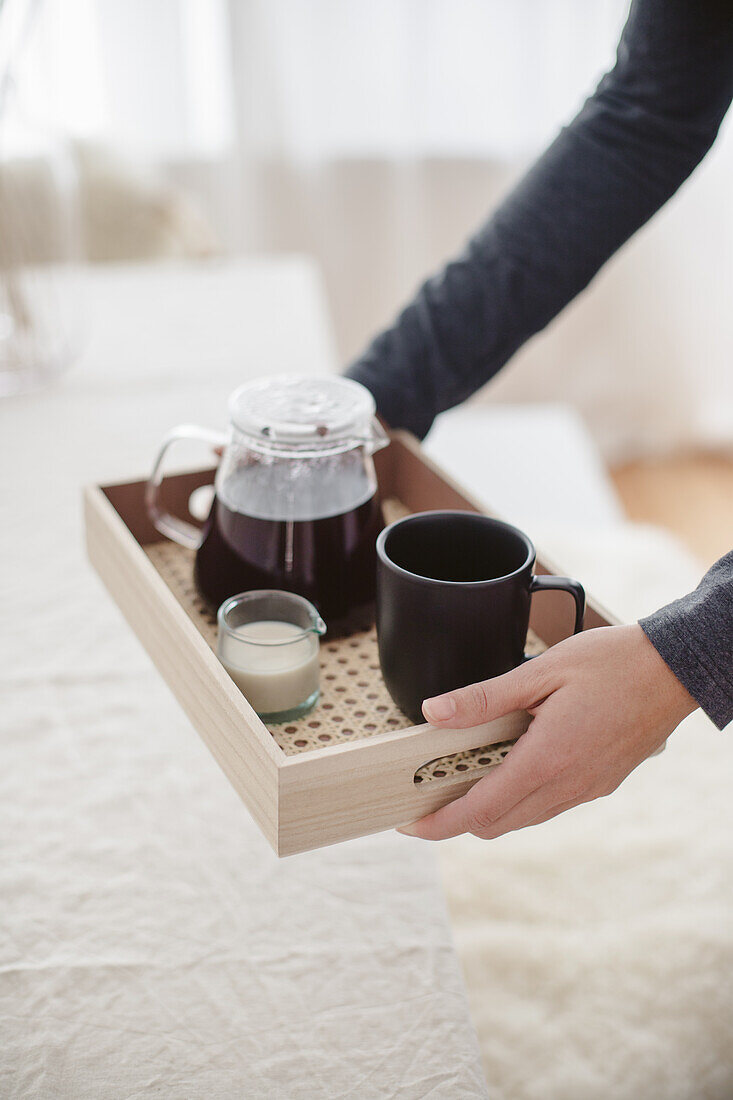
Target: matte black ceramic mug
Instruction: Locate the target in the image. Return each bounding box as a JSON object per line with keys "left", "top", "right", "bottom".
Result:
{"left": 376, "top": 511, "right": 586, "bottom": 725}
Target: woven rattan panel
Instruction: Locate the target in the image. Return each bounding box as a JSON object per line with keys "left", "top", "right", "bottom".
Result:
{"left": 144, "top": 500, "right": 545, "bottom": 783}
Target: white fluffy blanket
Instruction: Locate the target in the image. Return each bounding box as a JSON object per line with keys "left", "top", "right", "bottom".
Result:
{"left": 436, "top": 523, "right": 733, "bottom": 1100}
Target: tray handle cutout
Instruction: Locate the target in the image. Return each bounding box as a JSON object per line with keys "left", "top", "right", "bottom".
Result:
{"left": 414, "top": 737, "right": 518, "bottom": 784}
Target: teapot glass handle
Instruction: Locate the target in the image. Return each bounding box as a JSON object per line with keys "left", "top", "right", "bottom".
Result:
{"left": 146, "top": 424, "right": 227, "bottom": 549}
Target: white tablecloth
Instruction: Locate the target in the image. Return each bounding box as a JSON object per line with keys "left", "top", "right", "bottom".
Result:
{"left": 0, "top": 261, "right": 488, "bottom": 1099}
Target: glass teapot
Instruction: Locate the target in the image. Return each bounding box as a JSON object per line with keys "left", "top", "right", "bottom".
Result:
{"left": 146, "top": 375, "right": 389, "bottom": 633}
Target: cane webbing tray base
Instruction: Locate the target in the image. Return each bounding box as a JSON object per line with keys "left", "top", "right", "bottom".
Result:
{"left": 144, "top": 512, "right": 547, "bottom": 783}
{"left": 87, "top": 432, "right": 619, "bottom": 854}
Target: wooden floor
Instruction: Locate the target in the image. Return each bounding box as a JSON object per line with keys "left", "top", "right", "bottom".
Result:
{"left": 610, "top": 451, "right": 733, "bottom": 569}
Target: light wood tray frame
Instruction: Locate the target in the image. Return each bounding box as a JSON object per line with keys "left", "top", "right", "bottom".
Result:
{"left": 84, "top": 431, "right": 619, "bottom": 856}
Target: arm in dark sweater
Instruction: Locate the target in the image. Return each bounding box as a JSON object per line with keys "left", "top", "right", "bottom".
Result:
{"left": 346, "top": 0, "right": 733, "bottom": 728}
{"left": 346, "top": 0, "right": 733, "bottom": 438}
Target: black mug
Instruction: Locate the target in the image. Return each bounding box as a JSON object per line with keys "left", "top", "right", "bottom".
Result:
{"left": 376, "top": 511, "right": 586, "bottom": 725}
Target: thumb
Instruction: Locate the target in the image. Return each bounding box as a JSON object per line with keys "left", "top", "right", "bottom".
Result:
{"left": 422, "top": 659, "right": 547, "bottom": 728}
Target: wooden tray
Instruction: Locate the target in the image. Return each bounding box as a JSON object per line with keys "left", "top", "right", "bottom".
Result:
{"left": 84, "top": 431, "right": 619, "bottom": 856}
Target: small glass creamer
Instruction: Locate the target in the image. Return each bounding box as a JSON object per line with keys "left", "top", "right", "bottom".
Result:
{"left": 217, "top": 590, "right": 327, "bottom": 723}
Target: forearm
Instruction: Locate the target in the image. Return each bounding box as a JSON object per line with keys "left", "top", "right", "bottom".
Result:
{"left": 347, "top": 0, "right": 733, "bottom": 437}
{"left": 640, "top": 550, "right": 733, "bottom": 730}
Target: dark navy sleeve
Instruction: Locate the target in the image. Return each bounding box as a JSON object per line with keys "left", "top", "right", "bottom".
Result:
{"left": 641, "top": 553, "right": 733, "bottom": 730}
{"left": 345, "top": 0, "right": 733, "bottom": 439}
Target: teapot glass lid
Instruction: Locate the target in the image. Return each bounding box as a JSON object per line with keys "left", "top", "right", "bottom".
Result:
{"left": 228, "top": 375, "right": 377, "bottom": 446}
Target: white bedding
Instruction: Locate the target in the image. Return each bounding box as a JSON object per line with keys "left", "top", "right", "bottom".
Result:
{"left": 0, "top": 262, "right": 487, "bottom": 1099}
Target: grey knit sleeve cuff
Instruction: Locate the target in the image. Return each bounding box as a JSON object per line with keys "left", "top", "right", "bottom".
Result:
{"left": 639, "top": 550, "right": 733, "bottom": 731}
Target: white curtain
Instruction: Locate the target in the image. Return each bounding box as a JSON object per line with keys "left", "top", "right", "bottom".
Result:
{"left": 10, "top": 0, "right": 733, "bottom": 460}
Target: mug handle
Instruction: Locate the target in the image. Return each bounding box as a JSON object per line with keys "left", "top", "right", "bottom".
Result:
{"left": 529, "top": 574, "right": 586, "bottom": 637}
{"left": 145, "top": 424, "right": 227, "bottom": 549}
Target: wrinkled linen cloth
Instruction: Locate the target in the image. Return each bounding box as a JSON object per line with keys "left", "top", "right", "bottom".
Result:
{"left": 0, "top": 262, "right": 488, "bottom": 1099}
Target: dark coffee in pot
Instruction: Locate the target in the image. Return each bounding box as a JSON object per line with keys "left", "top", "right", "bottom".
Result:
{"left": 195, "top": 465, "right": 383, "bottom": 634}
{"left": 147, "top": 376, "right": 390, "bottom": 634}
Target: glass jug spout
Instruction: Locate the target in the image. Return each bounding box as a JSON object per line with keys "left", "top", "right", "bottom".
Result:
{"left": 365, "top": 417, "right": 389, "bottom": 455}
{"left": 311, "top": 614, "right": 328, "bottom": 637}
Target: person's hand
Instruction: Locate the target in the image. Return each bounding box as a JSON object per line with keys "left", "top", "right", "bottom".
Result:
{"left": 398, "top": 624, "right": 697, "bottom": 841}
